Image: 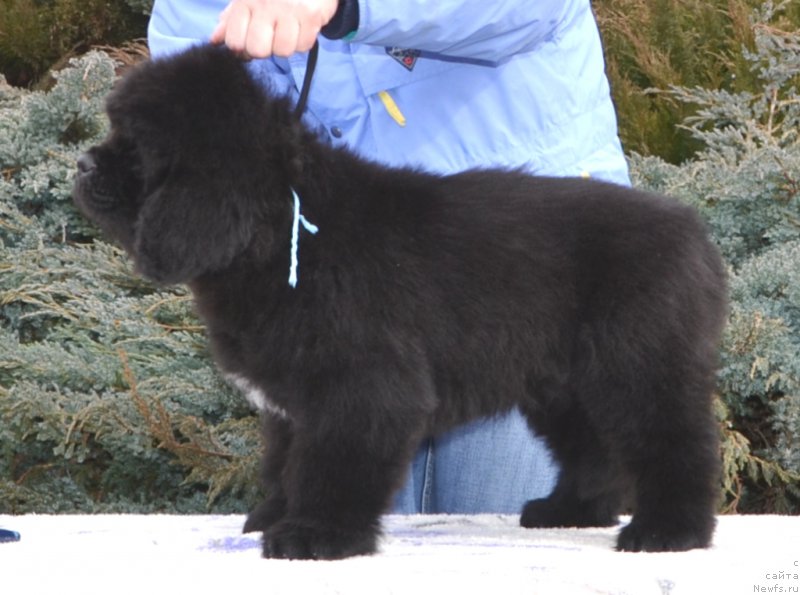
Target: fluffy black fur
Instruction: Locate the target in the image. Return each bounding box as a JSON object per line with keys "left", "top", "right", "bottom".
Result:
{"left": 73, "top": 45, "right": 728, "bottom": 559}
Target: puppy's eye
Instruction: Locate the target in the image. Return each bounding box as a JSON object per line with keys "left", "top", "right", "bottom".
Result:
{"left": 113, "top": 136, "right": 141, "bottom": 164}
{"left": 111, "top": 137, "right": 164, "bottom": 198}
{"left": 142, "top": 162, "right": 168, "bottom": 197}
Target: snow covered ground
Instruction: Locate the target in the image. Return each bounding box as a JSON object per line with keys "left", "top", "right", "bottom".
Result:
{"left": 1, "top": 513, "right": 796, "bottom": 594}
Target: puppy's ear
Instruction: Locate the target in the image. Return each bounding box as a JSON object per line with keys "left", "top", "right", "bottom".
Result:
{"left": 133, "top": 173, "right": 255, "bottom": 284}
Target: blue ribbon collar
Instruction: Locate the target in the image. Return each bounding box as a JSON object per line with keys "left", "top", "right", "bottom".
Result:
{"left": 288, "top": 187, "right": 319, "bottom": 288}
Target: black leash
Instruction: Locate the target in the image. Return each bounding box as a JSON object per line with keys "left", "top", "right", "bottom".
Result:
{"left": 287, "top": 40, "right": 320, "bottom": 289}
{"left": 293, "top": 40, "right": 319, "bottom": 119}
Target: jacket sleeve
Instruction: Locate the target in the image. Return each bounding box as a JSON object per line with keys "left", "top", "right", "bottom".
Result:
{"left": 335, "top": 0, "right": 583, "bottom": 63}
{"left": 147, "top": 0, "right": 227, "bottom": 57}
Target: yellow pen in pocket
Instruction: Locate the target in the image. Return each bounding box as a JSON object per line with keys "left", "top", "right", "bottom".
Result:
{"left": 378, "top": 90, "right": 407, "bottom": 127}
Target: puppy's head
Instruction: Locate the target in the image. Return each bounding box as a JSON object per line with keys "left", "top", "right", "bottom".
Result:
{"left": 73, "top": 45, "right": 297, "bottom": 284}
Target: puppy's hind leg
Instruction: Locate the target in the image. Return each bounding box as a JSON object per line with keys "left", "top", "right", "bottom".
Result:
{"left": 520, "top": 400, "right": 625, "bottom": 530}
{"left": 616, "top": 376, "right": 720, "bottom": 552}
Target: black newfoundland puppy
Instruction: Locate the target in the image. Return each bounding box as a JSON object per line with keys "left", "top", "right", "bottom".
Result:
{"left": 73, "top": 45, "right": 727, "bottom": 559}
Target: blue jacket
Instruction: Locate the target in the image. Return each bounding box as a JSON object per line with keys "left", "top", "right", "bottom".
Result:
{"left": 148, "top": 0, "right": 629, "bottom": 185}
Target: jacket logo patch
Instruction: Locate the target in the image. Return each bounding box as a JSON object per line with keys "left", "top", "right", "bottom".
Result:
{"left": 386, "top": 47, "right": 421, "bottom": 71}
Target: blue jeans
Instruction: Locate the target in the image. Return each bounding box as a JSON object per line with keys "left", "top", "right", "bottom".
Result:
{"left": 392, "top": 408, "right": 559, "bottom": 514}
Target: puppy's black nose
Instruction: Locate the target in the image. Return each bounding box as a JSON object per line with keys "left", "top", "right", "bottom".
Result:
{"left": 77, "top": 153, "right": 96, "bottom": 174}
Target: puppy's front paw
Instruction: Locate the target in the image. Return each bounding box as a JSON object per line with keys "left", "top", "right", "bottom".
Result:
{"left": 263, "top": 519, "right": 379, "bottom": 560}
{"left": 243, "top": 497, "right": 286, "bottom": 534}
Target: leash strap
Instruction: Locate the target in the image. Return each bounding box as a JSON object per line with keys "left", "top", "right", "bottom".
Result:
{"left": 293, "top": 40, "right": 319, "bottom": 119}
{"left": 288, "top": 40, "right": 320, "bottom": 288}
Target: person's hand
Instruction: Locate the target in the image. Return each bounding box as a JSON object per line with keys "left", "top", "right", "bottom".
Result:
{"left": 210, "top": 0, "right": 338, "bottom": 58}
